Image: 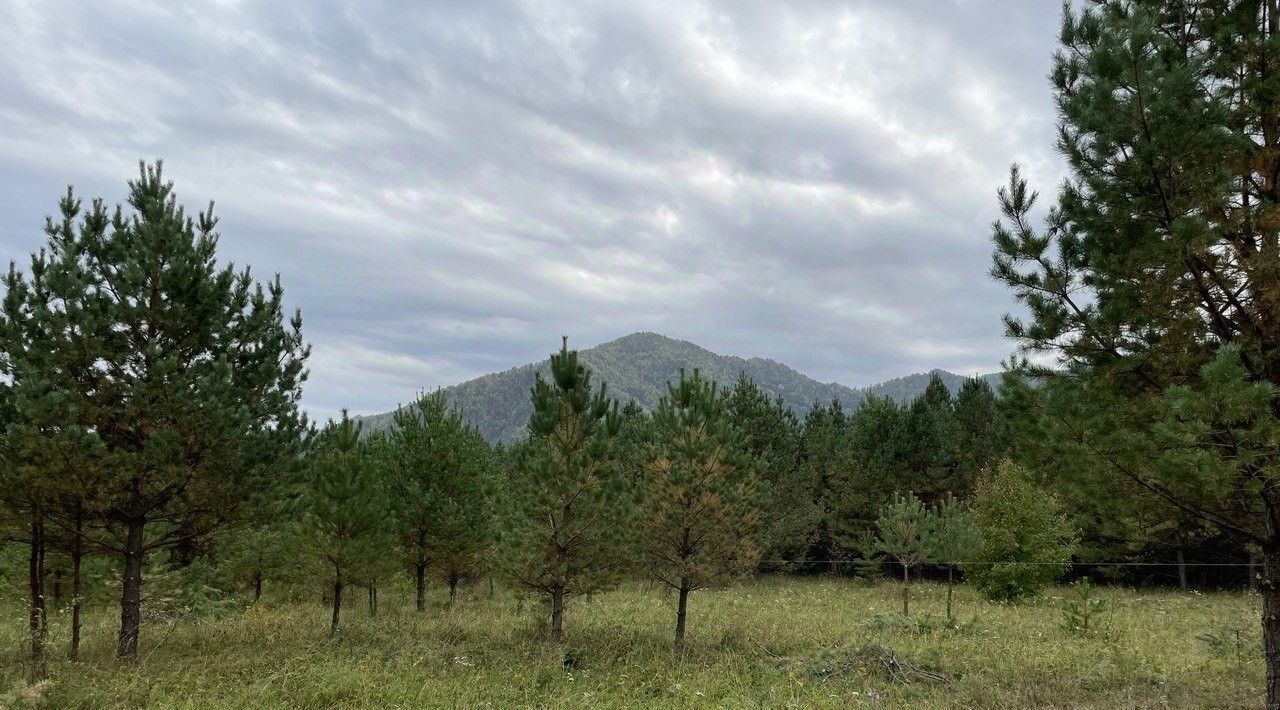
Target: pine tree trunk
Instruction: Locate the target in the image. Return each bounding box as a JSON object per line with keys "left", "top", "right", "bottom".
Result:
{"left": 1263, "top": 495, "right": 1280, "bottom": 710}
{"left": 1177, "top": 546, "right": 1188, "bottom": 591}
{"left": 1265, "top": 542, "right": 1280, "bottom": 710}
{"left": 70, "top": 504, "right": 83, "bottom": 661}
{"left": 549, "top": 588, "right": 564, "bottom": 644}
{"left": 367, "top": 583, "right": 377, "bottom": 617}
{"left": 253, "top": 572, "right": 262, "bottom": 603}
{"left": 901, "top": 563, "right": 910, "bottom": 617}
{"left": 53, "top": 568, "right": 63, "bottom": 607}
{"left": 675, "top": 578, "right": 690, "bottom": 645}
{"left": 946, "top": 565, "right": 955, "bottom": 621}
{"left": 331, "top": 577, "right": 343, "bottom": 636}
{"left": 448, "top": 571, "right": 459, "bottom": 607}
{"left": 28, "top": 511, "right": 47, "bottom": 681}
{"left": 117, "top": 517, "right": 145, "bottom": 658}
{"left": 415, "top": 562, "right": 426, "bottom": 612}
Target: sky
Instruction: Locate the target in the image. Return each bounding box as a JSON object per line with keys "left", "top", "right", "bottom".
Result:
{"left": 0, "top": 0, "right": 1066, "bottom": 422}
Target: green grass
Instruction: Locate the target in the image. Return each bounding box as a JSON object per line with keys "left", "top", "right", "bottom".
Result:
{"left": 0, "top": 577, "right": 1263, "bottom": 708}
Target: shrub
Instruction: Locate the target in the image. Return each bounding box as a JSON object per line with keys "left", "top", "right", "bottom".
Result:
{"left": 965, "top": 460, "right": 1075, "bottom": 600}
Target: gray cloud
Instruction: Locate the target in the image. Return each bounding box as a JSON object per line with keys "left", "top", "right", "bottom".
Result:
{"left": 0, "top": 0, "right": 1065, "bottom": 422}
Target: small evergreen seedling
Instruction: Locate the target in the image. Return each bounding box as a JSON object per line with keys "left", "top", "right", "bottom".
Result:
{"left": 1060, "top": 578, "right": 1108, "bottom": 634}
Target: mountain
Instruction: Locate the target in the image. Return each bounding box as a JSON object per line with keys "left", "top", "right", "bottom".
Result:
{"left": 358, "top": 332, "right": 998, "bottom": 443}
{"left": 863, "top": 370, "right": 1004, "bottom": 403}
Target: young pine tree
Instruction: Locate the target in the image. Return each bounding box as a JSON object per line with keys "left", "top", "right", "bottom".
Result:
{"left": 296, "top": 412, "right": 393, "bottom": 635}
{"left": 929, "top": 496, "right": 981, "bottom": 621}
{"left": 643, "top": 369, "right": 760, "bottom": 644}
{"left": 388, "top": 391, "right": 495, "bottom": 609}
{"left": 873, "top": 492, "right": 934, "bottom": 617}
{"left": 503, "top": 338, "right": 626, "bottom": 643}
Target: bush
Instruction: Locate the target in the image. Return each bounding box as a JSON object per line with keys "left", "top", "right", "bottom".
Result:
{"left": 965, "top": 460, "right": 1075, "bottom": 601}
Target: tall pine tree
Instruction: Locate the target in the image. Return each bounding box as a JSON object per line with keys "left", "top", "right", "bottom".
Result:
{"left": 504, "top": 338, "right": 627, "bottom": 643}
{"left": 643, "top": 370, "right": 760, "bottom": 644}
{"left": 2, "top": 164, "right": 312, "bottom": 656}
{"left": 990, "top": 3, "right": 1280, "bottom": 702}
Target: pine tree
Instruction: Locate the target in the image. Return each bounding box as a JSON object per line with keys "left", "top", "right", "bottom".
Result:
{"left": 989, "top": 3, "right": 1280, "bottom": 700}
{"left": 1, "top": 187, "right": 112, "bottom": 673}
{"left": 296, "top": 412, "right": 393, "bottom": 635}
{"left": 388, "top": 391, "right": 495, "bottom": 609}
{"left": 873, "top": 493, "right": 933, "bottom": 616}
{"left": 930, "top": 496, "right": 981, "bottom": 621}
{"left": 725, "top": 374, "right": 807, "bottom": 565}
{"left": 643, "top": 369, "right": 760, "bottom": 644}
{"left": 504, "top": 337, "right": 627, "bottom": 643}
{"left": 825, "top": 396, "right": 897, "bottom": 559}
{"left": 951, "top": 378, "right": 1002, "bottom": 497}
{"left": 801, "top": 400, "right": 851, "bottom": 567}
{"left": 1, "top": 164, "right": 311, "bottom": 657}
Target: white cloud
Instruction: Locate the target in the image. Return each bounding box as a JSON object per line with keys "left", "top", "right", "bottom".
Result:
{"left": 0, "top": 0, "right": 1064, "bottom": 417}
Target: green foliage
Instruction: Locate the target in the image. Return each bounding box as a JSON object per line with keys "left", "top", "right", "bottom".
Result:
{"left": 874, "top": 493, "right": 933, "bottom": 571}
{"left": 990, "top": 0, "right": 1280, "bottom": 692}
{"left": 930, "top": 497, "right": 981, "bottom": 570}
{"left": 1060, "top": 578, "right": 1108, "bottom": 635}
{"left": 0, "top": 162, "right": 310, "bottom": 658}
{"left": 724, "top": 374, "right": 807, "bottom": 562}
{"left": 295, "top": 412, "right": 394, "bottom": 632}
{"left": 965, "top": 461, "right": 1074, "bottom": 601}
{"left": 641, "top": 369, "right": 760, "bottom": 640}
{"left": 388, "top": 391, "right": 495, "bottom": 604}
{"left": 502, "top": 338, "right": 629, "bottom": 641}
{"left": 873, "top": 492, "right": 933, "bottom": 616}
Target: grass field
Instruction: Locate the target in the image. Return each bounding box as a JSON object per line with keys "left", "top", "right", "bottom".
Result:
{"left": 0, "top": 576, "right": 1263, "bottom": 708}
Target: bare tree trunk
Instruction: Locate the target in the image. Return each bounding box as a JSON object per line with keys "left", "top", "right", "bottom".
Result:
{"left": 331, "top": 577, "right": 343, "bottom": 636}
{"left": 1265, "top": 541, "right": 1280, "bottom": 710}
{"left": 1263, "top": 490, "right": 1280, "bottom": 710}
{"left": 448, "top": 570, "right": 459, "bottom": 607}
{"left": 675, "top": 578, "right": 690, "bottom": 645}
{"left": 28, "top": 511, "right": 47, "bottom": 681}
{"left": 901, "top": 563, "right": 910, "bottom": 617}
{"left": 253, "top": 572, "right": 262, "bottom": 603}
{"left": 1177, "top": 546, "right": 1188, "bottom": 591}
{"left": 367, "top": 583, "right": 378, "bottom": 617}
{"left": 549, "top": 588, "right": 564, "bottom": 643}
{"left": 116, "top": 517, "right": 145, "bottom": 658}
{"left": 53, "top": 568, "right": 63, "bottom": 607}
{"left": 70, "top": 504, "right": 83, "bottom": 661}
{"left": 946, "top": 565, "right": 955, "bottom": 621}
{"left": 415, "top": 562, "right": 427, "bottom": 612}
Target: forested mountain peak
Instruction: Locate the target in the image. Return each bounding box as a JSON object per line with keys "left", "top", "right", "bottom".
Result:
{"left": 358, "top": 332, "right": 997, "bottom": 443}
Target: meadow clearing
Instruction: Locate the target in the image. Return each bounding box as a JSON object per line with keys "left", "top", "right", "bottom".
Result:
{"left": 0, "top": 576, "right": 1261, "bottom": 709}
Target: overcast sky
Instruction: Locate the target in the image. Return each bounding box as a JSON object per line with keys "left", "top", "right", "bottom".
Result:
{"left": 0, "top": 0, "right": 1066, "bottom": 422}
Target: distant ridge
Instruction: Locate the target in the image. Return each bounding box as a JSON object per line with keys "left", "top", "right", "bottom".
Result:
{"left": 358, "top": 332, "right": 999, "bottom": 443}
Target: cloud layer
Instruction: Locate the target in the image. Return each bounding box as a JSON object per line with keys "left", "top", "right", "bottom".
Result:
{"left": 0, "top": 0, "right": 1065, "bottom": 422}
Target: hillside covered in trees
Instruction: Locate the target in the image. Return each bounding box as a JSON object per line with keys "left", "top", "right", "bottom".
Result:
{"left": 358, "top": 331, "right": 999, "bottom": 443}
